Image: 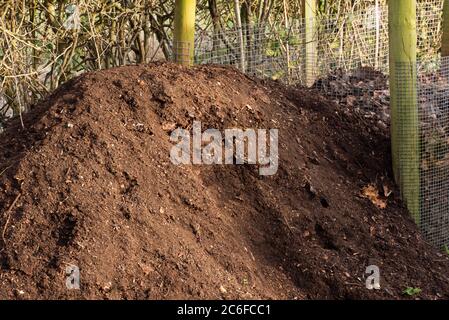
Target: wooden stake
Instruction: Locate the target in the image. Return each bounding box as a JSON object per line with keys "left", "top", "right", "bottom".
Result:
{"left": 173, "top": 0, "right": 197, "bottom": 66}
{"left": 389, "top": 0, "right": 419, "bottom": 223}
{"left": 302, "top": 0, "right": 317, "bottom": 87}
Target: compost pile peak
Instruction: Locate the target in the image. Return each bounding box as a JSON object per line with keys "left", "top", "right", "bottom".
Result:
{"left": 0, "top": 63, "right": 449, "bottom": 299}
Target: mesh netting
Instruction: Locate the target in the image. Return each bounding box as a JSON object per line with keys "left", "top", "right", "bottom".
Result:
{"left": 192, "top": 0, "right": 443, "bottom": 82}
{"left": 418, "top": 56, "right": 449, "bottom": 248}
{"left": 194, "top": 4, "right": 390, "bottom": 86}
{"left": 393, "top": 57, "right": 449, "bottom": 249}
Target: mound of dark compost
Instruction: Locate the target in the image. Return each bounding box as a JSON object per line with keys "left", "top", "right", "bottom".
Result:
{"left": 1, "top": 63, "right": 449, "bottom": 299}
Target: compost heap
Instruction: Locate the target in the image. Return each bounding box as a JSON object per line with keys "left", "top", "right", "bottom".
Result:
{"left": 1, "top": 63, "right": 449, "bottom": 300}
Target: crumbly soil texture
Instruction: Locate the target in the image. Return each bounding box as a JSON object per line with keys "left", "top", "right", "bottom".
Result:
{"left": 1, "top": 63, "right": 449, "bottom": 300}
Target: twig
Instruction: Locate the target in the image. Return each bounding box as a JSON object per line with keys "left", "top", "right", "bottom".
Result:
{"left": 0, "top": 165, "right": 12, "bottom": 177}
{"left": 1, "top": 193, "right": 21, "bottom": 245}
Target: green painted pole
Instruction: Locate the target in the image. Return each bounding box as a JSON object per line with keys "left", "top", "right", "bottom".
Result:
{"left": 302, "top": 0, "right": 317, "bottom": 87}
{"left": 389, "top": 0, "right": 420, "bottom": 223}
{"left": 443, "top": 0, "right": 449, "bottom": 57}
{"left": 173, "top": 0, "right": 197, "bottom": 65}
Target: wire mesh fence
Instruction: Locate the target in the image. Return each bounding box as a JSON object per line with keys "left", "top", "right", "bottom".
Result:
{"left": 193, "top": 4, "right": 390, "bottom": 86}
{"left": 417, "top": 0, "right": 445, "bottom": 68}
{"left": 172, "top": 41, "right": 194, "bottom": 66}
{"left": 192, "top": 2, "right": 390, "bottom": 84}
{"left": 418, "top": 56, "right": 449, "bottom": 248}
{"left": 191, "top": 0, "right": 443, "bottom": 83}
{"left": 392, "top": 56, "right": 449, "bottom": 249}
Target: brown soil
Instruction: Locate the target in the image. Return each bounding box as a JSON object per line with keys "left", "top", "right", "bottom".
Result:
{"left": 1, "top": 62, "right": 449, "bottom": 300}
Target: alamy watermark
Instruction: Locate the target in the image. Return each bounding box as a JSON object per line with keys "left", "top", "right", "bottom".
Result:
{"left": 170, "top": 121, "right": 279, "bottom": 176}
{"left": 365, "top": 265, "right": 381, "bottom": 290}
{"left": 66, "top": 264, "right": 80, "bottom": 290}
